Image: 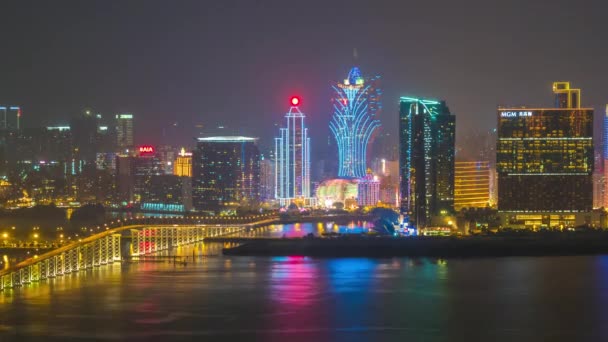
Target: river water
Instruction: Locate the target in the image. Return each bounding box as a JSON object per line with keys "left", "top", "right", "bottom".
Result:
{"left": 1, "top": 222, "right": 608, "bottom": 341}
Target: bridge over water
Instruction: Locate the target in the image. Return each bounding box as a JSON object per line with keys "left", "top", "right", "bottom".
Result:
{"left": 0, "top": 216, "right": 278, "bottom": 291}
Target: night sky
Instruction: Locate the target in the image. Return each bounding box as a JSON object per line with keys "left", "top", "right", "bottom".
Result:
{"left": 1, "top": 0, "right": 607, "bottom": 156}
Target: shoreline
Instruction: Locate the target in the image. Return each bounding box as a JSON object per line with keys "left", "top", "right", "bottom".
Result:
{"left": 222, "top": 234, "right": 608, "bottom": 258}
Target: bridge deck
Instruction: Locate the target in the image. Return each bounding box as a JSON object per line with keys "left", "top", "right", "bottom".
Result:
{"left": 0, "top": 217, "right": 278, "bottom": 289}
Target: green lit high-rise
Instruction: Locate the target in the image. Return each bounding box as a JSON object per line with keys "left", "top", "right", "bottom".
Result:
{"left": 399, "top": 97, "right": 455, "bottom": 228}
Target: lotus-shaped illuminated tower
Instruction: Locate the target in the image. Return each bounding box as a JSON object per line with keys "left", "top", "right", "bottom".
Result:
{"left": 330, "top": 67, "right": 381, "bottom": 178}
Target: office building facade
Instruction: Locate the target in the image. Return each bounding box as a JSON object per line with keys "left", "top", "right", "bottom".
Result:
{"left": 260, "top": 156, "right": 275, "bottom": 201}
{"left": 192, "top": 137, "right": 260, "bottom": 213}
{"left": 399, "top": 97, "right": 455, "bottom": 227}
{"left": 357, "top": 171, "right": 380, "bottom": 206}
{"left": 116, "top": 113, "right": 134, "bottom": 151}
{"left": 0, "top": 106, "right": 21, "bottom": 131}
{"left": 454, "top": 161, "right": 491, "bottom": 211}
{"left": 70, "top": 110, "right": 99, "bottom": 166}
{"left": 497, "top": 82, "right": 593, "bottom": 228}
{"left": 115, "top": 147, "right": 164, "bottom": 203}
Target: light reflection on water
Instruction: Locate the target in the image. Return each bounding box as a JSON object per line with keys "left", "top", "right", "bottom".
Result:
{"left": 1, "top": 225, "right": 608, "bottom": 341}
{"left": 261, "top": 221, "right": 375, "bottom": 238}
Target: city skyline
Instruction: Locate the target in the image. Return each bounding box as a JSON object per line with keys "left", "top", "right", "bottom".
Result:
{"left": 1, "top": 1, "right": 608, "bottom": 156}
{"left": 3, "top": 2, "right": 608, "bottom": 340}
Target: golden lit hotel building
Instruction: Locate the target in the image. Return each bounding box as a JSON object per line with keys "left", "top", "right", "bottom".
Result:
{"left": 454, "top": 161, "right": 491, "bottom": 211}
{"left": 497, "top": 82, "right": 594, "bottom": 229}
{"left": 173, "top": 148, "right": 192, "bottom": 177}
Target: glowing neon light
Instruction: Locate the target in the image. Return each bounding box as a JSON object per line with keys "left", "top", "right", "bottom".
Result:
{"left": 330, "top": 67, "right": 381, "bottom": 178}
{"left": 275, "top": 97, "right": 312, "bottom": 206}
{"left": 500, "top": 111, "right": 532, "bottom": 118}
{"left": 197, "top": 136, "right": 257, "bottom": 142}
{"left": 46, "top": 126, "right": 70, "bottom": 131}
{"left": 138, "top": 145, "right": 155, "bottom": 154}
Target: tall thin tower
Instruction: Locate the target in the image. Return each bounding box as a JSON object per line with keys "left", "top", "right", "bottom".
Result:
{"left": 116, "top": 113, "right": 134, "bottom": 151}
{"left": 400, "top": 97, "right": 455, "bottom": 228}
{"left": 275, "top": 96, "right": 313, "bottom": 206}
{"left": 330, "top": 67, "right": 381, "bottom": 178}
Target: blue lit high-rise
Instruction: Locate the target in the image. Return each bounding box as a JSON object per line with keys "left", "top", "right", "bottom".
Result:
{"left": 330, "top": 67, "right": 381, "bottom": 178}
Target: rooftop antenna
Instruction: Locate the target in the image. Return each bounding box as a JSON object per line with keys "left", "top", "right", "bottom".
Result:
{"left": 353, "top": 48, "right": 358, "bottom": 62}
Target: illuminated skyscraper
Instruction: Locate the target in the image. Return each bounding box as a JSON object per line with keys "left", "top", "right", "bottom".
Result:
{"left": 330, "top": 67, "right": 381, "bottom": 178}
{"left": 553, "top": 81, "right": 580, "bottom": 109}
{"left": 399, "top": 97, "right": 455, "bottom": 227}
{"left": 192, "top": 137, "right": 260, "bottom": 213}
{"left": 497, "top": 82, "right": 593, "bottom": 228}
{"left": 454, "top": 161, "right": 491, "bottom": 211}
{"left": 173, "top": 148, "right": 192, "bottom": 177}
{"left": 116, "top": 113, "right": 134, "bottom": 151}
{"left": 115, "top": 146, "right": 164, "bottom": 203}
{"left": 598, "top": 104, "right": 608, "bottom": 208}
{"left": 275, "top": 97, "right": 313, "bottom": 206}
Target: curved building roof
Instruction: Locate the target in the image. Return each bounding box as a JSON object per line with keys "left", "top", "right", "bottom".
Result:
{"left": 197, "top": 136, "right": 258, "bottom": 142}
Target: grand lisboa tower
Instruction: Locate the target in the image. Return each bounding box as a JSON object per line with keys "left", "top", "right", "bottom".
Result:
{"left": 330, "top": 67, "right": 382, "bottom": 178}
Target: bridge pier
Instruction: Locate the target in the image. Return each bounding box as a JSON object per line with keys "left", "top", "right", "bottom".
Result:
{"left": 31, "top": 263, "right": 40, "bottom": 282}
{"left": 20, "top": 267, "right": 30, "bottom": 284}
{"left": 56, "top": 254, "right": 64, "bottom": 276}
{"left": 48, "top": 256, "right": 56, "bottom": 278}
{"left": 112, "top": 234, "right": 121, "bottom": 261}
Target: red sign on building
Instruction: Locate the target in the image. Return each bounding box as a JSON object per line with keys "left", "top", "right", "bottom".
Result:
{"left": 138, "top": 145, "right": 155, "bottom": 155}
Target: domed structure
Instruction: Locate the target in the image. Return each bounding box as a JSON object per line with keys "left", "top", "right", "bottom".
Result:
{"left": 316, "top": 179, "right": 358, "bottom": 208}
{"left": 346, "top": 67, "right": 363, "bottom": 85}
